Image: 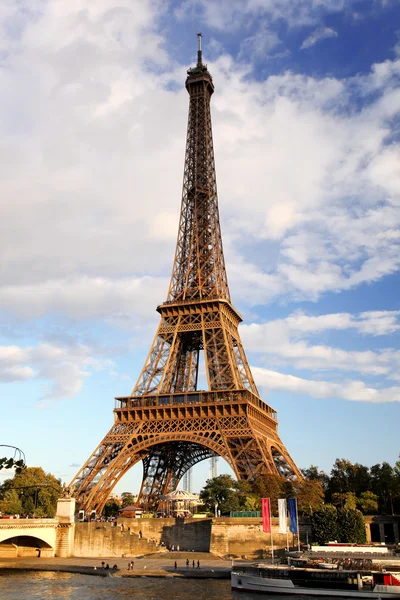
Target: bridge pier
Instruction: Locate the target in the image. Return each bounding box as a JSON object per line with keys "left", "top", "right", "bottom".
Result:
{"left": 55, "top": 497, "right": 76, "bottom": 557}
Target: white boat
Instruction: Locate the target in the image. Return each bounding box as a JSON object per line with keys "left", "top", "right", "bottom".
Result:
{"left": 318, "top": 562, "right": 339, "bottom": 569}
{"left": 231, "top": 564, "right": 400, "bottom": 597}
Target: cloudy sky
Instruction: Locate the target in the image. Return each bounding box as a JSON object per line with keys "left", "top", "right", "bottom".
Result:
{"left": 1, "top": 0, "right": 399, "bottom": 495}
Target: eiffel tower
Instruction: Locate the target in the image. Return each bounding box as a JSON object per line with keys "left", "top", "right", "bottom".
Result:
{"left": 70, "top": 35, "right": 301, "bottom": 514}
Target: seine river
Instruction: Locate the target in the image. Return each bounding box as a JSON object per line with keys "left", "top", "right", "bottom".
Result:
{"left": 0, "top": 571, "right": 266, "bottom": 600}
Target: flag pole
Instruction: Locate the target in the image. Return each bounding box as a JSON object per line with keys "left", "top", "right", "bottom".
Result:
{"left": 286, "top": 507, "right": 289, "bottom": 552}
{"left": 295, "top": 498, "right": 300, "bottom": 552}
{"left": 270, "top": 500, "right": 274, "bottom": 563}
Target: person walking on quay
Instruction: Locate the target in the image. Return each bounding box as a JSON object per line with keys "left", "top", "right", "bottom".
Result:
{"left": 192, "top": 560, "right": 195, "bottom": 568}
{"left": 186, "top": 559, "right": 189, "bottom": 568}
{"left": 174, "top": 561, "right": 177, "bottom": 570}
{"left": 197, "top": 560, "right": 200, "bottom": 569}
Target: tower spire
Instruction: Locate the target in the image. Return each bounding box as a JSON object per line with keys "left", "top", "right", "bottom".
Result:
{"left": 197, "top": 32, "right": 203, "bottom": 66}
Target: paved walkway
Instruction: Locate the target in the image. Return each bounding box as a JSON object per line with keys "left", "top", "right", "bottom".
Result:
{"left": 0, "top": 552, "right": 233, "bottom": 579}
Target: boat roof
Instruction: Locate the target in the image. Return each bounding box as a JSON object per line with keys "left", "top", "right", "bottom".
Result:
{"left": 252, "top": 564, "right": 369, "bottom": 575}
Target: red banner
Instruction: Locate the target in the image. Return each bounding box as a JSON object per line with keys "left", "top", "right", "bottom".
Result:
{"left": 262, "top": 497, "right": 271, "bottom": 533}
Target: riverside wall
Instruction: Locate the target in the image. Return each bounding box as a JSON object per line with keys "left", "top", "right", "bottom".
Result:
{"left": 72, "top": 517, "right": 309, "bottom": 558}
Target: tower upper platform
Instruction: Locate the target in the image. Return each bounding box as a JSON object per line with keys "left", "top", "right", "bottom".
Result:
{"left": 186, "top": 34, "right": 214, "bottom": 94}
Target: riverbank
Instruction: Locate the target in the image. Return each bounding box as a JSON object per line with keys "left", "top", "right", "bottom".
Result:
{"left": 0, "top": 551, "right": 232, "bottom": 579}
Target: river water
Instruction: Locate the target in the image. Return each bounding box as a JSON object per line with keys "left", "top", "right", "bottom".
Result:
{"left": 0, "top": 571, "right": 246, "bottom": 600}
{"left": 0, "top": 571, "right": 324, "bottom": 599}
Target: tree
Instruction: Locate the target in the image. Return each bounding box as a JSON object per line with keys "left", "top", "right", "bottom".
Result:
{"left": 337, "top": 508, "right": 366, "bottom": 543}
{"left": 251, "top": 473, "right": 284, "bottom": 514}
{"left": 370, "top": 462, "right": 396, "bottom": 515}
{"left": 243, "top": 495, "right": 260, "bottom": 512}
{"left": 327, "top": 459, "right": 370, "bottom": 503}
{"left": 357, "top": 491, "right": 379, "bottom": 515}
{"left": 103, "top": 499, "right": 120, "bottom": 518}
{"left": 121, "top": 492, "right": 136, "bottom": 508}
{"left": 331, "top": 491, "right": 357, "bottom": 510}
{"left": 311, "top": 505, "right": 339, "bottom": 545}
{"left": 200, "top": 475, "right": 239, "bottom": 515}
{"left": 0, "top": 489, "right": 22, "bottom": 515}
{"left": 311, "top": 505, "right": 366, "bottom": 545}
{"left": 0, "top": 467, "right": 62, "bottom": 517}
{"left": 393, "top": 456, "right": 400, "bottom": 514}
{"left": 296, "top": 479, "right": 324, "bottom": 515}
{"left": 301, "top": 465, "right": 329, "bottom": 492}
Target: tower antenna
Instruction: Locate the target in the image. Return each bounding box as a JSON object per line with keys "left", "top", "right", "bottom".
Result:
{"left": 196, "top": 32, "right": 203, "bottom": 66}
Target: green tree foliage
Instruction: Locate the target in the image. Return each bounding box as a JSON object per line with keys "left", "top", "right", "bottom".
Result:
{"left": 121, "top": 492, "right": 136, "bottom": 508}
{"left": 0, "top": 467, "right": 62, "bottom": 517}
{"left": 0, "top": 489, "right": 22, "bottom": 515}
{"left": 102, "top": 499, "right": 121, "bottom": 518}
{"left": 311, "top": 505, "right": 339, "bottom": 545}
{"left": 234, "top": 480, "right": 256, "bottom": 510}
{"left": 327, "top": 459, "right": 371, "bottom": 502}
{"left": 251, "top": 474, "right": 283, "bottom": 514}
{"left": 337, "top": 508, "right": 366, "bottom": 543}
{"left": 311, "top": 505, "right": 367, "bottom": 544}
{"left": 357, "top": 491, "right": 379, "bottom": 515}
{"left": 200, "top": 474, "right": 239, "bottom": 514}
{"left": 326, "top": 457, "right": 400, "bottom": 515}
{"left": 295, "top": 479, "right": 324, "bottom": 515}
{"left": 0, "top": 457, "right": 25, "bottom": 473}
{"left": 393, "top": 458, "right": 400, "bottom": 514}
{"left": 370, "top": 462, "right": 397, "bottom": 515}
{"left": 331, "top": 491, "right": 357, "bottom": 510}
{"left": 199, "top": 456, "right": 400, "bottom": 520}
{"left": 243, "top": 495, "right": 260, "bottom": 511}
{"left": 0, "top": 446, "right": 26, "bottom": 474}
{"left": 301, "top": 465, "right": 329, "bottom": 492}
{"left": 343, "top": 492, "right": 357, "bottom": 510}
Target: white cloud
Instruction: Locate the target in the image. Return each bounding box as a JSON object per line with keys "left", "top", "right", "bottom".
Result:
{"left": 254, "top": 367, "right": 400, "bottom": 403}
{"left": 240, "top": 310, "right": 400, "bottom": 376}
{"left": 0, "top": 1, "right": 399, "bottom": 319}
{"left": 238, "top": 25, "right": 281, "bottom": 60}
{"left": 0, "top": 0, "right": 398, "bottom": 427}
{"left": 175, "top": 0, "right": 355, "bottom": 31}
{"left": 0, "top": 468, "right": 18, "bottom": 484}
{"left": 0, "top": 342, "right": 113, "bottom": 400}
{"left": 189, "top": 52, "right": 398, "bottom": 306}
{"left": 300, "top": 27, "right": 338, "bottom": 50}
{"left": 0, "top": 276, "right": 168, "bottom": 319}
{"left": 283, "top": 310, "right": 400, "bottom": 336}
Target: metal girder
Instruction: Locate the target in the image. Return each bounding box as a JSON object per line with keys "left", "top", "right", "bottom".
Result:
{"left": 139, "top": 442, "right": 217, "bottom": 511}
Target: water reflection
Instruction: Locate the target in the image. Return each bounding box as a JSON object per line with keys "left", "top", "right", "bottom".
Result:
{"left": 0, "top": 572, "right": 234, "bottom": 600}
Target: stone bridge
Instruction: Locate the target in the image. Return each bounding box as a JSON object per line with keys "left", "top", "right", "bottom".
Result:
{"left": 0, "top": 518, "right": 59, "bottom": 557}
{"left": 0, "top": 498, "right": 75, "bottom": 558}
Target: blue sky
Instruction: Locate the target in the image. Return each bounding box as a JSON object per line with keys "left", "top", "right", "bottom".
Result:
{"left": 1, "top": 0, "right": 399, "bottom": 495}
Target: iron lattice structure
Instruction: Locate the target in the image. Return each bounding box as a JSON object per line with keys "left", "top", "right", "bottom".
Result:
{"left": 70, "top": 38, "right": 301, "bottom": 514}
